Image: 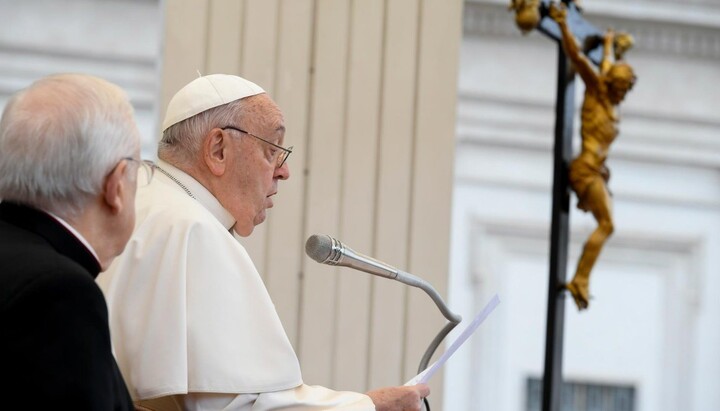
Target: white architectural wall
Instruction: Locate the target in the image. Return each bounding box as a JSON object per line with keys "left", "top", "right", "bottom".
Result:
{"left": 447, "top": 1, "right": 720, "bottom": 410}
{"left": 0, "top": 0, "right": 161, "bottom": 157}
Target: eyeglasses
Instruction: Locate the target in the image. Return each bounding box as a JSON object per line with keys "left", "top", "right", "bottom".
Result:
{"left": 221, "top": 126, "right": 293, "bottom": 168}
{"left": 123, "top": 157, "right": 155, "bottom": 187}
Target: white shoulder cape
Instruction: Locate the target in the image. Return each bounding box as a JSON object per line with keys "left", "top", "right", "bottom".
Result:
{"left": 97, "top": 163, "right": 302, "bottom": 400}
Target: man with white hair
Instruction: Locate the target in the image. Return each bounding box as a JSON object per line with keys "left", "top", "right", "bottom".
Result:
{"left": 0, "top": 74, "right": 146, "bottom": 409}
{"left": 99, "top": 74, "right": 429, "bottom": 410}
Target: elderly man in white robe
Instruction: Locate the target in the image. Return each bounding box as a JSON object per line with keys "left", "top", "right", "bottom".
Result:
{"left": 98, "top": 74, "right": 429, "bottom": 411}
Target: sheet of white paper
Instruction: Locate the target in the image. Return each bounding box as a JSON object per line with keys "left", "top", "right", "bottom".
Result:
{"left": 405, "top": 294, "right": 500, "bottom": 386}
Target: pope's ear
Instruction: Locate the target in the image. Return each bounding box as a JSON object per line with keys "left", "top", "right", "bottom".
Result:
{"left": 103, "top": 160, "right": 130, "bottom": 215}
{"left": 203, "top": 128, "right": 228, "bottom": 176}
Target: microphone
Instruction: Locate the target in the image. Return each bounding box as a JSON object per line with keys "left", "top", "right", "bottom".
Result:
{"left": 305, "top": 234, "right": 399, "bottom": 280}
{"left": 305, "top": 233, "right": 460, "bottom": 321}
{"left": 305, "top": 233, "right": 463, "bottom": 376}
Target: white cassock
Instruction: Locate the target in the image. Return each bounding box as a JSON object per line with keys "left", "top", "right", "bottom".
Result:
{"left": 98, "top": 160, "right": 374, "bottom": 410}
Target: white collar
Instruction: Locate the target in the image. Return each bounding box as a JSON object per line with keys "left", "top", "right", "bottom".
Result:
{"left": 156, "top": 159, "right": 236, "bottom": 230}
{"left": 45, "top": 211, "right": 101, "bottom": 264}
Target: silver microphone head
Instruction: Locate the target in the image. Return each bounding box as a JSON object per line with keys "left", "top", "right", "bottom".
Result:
{"left": 305, "top": 234, "right": 399, "bottom": 279}
{"left": 305, "top": 234, "right": 344, "bottom": 264}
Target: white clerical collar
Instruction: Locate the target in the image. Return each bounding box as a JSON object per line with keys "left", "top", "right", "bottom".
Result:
{"left": 45, "top": 211, "right": 101, "bottom": 264}
{"left": 156, "top": 159, "right": 236, "bottom": 230}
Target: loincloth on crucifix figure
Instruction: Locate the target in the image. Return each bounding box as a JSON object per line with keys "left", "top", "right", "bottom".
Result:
{"left": 549, "top": 2, "right": 637, "bottom": 310}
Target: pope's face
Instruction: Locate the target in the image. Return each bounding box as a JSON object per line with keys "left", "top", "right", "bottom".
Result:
{"left": 221, "top": 96, "right": 290, "bottom": 236}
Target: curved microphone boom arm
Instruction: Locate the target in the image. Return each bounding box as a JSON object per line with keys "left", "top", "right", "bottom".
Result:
{"left": 394, "top": 270, "right": 462, "bottom": 372}
{"left": 305, "top": 234, "right": 462, "bottom": 374}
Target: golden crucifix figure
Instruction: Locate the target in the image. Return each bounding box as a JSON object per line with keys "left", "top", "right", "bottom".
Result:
{"left": 549, "top": 3, "right": 637, "bottom": 310}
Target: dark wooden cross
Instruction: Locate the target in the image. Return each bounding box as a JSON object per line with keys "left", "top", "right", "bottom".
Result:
{"left": 533, "top": 1, "right": 604, "bottom": 411}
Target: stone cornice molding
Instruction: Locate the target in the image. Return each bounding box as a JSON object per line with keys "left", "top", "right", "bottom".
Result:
{"left": 464, "top": 0, "right": 720, "bottom": 59}
{"left": 455, "top": 92, "right": 720, "bottom": 170}
{"left": 0, "top": 43, "right": 157, "bottom": 109}
{"left": 0, "top": 42, "right": 156, "bottom": 66}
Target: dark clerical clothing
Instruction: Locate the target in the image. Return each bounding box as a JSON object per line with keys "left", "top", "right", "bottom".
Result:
{"left": 0, "top": 202, "right": 132, "bottom": 410}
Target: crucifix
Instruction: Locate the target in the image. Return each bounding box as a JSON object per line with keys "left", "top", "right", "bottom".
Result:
{"left": 509, "top": 1, "right": 637, "bottom": 410}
